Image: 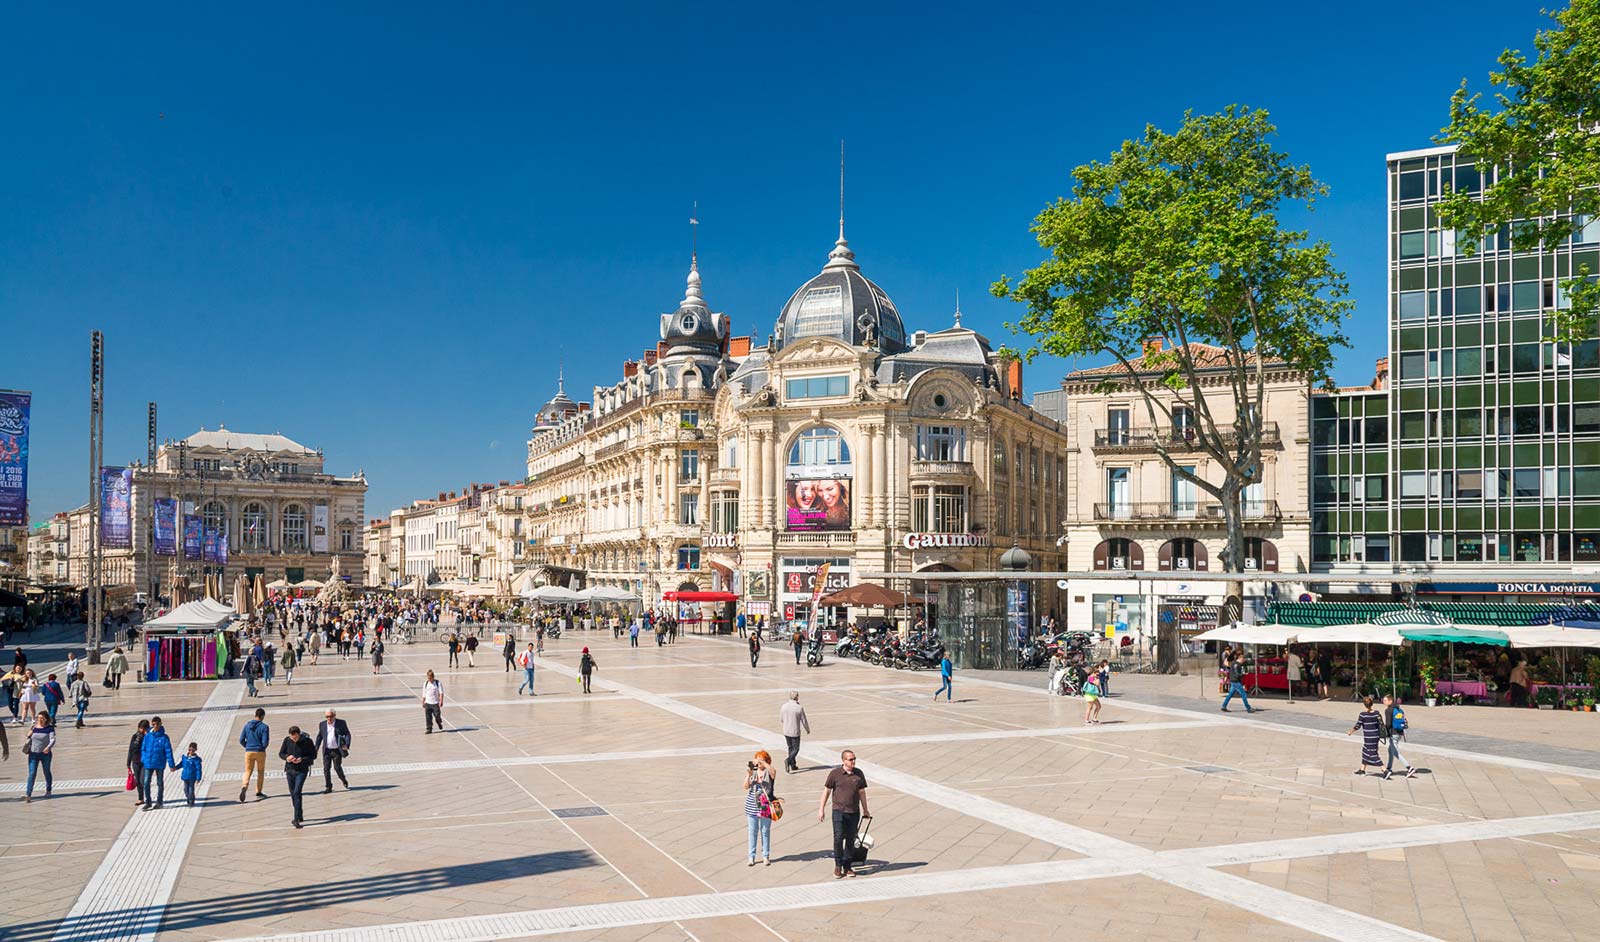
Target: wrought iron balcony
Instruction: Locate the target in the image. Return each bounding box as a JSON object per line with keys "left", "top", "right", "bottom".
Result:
{"left": 1092, "top": 422, "right": 1280, "bottom": 451}
{"left": 1092, "top": 500, "right": 1281, "bottom": 522}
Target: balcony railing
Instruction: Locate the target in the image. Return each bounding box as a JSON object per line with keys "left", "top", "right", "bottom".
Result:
{"left": 775, "top": 531, "right": 857, "bottom": 546}
{"left": 910, "top": 460, "right": 977, "bottom": 479}
{"left": 1093, "top": 500, "right": 1281, "bottom": 522}
{"left": 1093, "top": 422, "right": 1281, "bottom": 451}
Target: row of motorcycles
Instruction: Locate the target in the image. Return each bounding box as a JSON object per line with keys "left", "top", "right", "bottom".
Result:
{"left": 1018, "top": 630, "right": 1097, "bottom": 671}
{"left": 834, "top": 627, "right": 946, "bottom": 670}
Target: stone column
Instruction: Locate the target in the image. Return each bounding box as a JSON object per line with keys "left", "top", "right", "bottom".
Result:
{"left": 665, "top": 449, "right": 679, "bottom": 526}
{"left": 873, "top": 423, "right": 889, "bottom": 529}
{"left": 859, "top": 426, "right": 875, "bottom": 526}
{"left": 751, "top": 432, "right": 765, "bottom": 527}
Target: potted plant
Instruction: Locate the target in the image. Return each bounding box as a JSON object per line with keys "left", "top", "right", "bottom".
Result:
{"left": 1584, "top": 697, "right": 1596, "bottom": 713}
{"left": 1536, "top": 686, "right": 1560, "bottom": 710}
{"left": 1419, "top": 657, "right": 1439, "bottom": 707}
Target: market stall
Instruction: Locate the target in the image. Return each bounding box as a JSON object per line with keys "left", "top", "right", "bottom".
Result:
{"left": 140, "top": 598, "right": 237, "bottom": 682}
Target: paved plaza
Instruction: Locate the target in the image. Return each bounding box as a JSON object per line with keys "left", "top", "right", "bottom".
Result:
{"left": 6, "top": 632, "right": 1600, "bottom": 942}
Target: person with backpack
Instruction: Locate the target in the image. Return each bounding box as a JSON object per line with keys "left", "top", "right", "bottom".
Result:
{"left": 68, "top": 673, "right": 93, "bottom": 728}
{"left": 1219, "top": 652, "right": 1256, "bottom": 713}
{"left": 422, "top": 670, "right": 446, "bottom": 733}
{"left": 1347, "top": 695, "right": 1385, "bottom": 776}
{"left": 792, "top": 628, "right": 805, "bottom": 665}
{"left": 579, "top": 647, "right": 597, "bottom": 694}
{"left": 1381, "top": 693, "right": 1418, "bottom": 779}
{"left": 242, "top": 653, "right": 261, "bottom": 698}
{"left": 517, "top": 643, "right": 537, "bottom": 696}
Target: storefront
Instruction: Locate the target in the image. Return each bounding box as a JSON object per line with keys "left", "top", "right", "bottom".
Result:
{"left": 778, "top": 556, "right": 851, "bottom": 638}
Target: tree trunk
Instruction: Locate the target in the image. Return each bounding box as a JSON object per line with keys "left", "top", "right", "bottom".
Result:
{"left": 1218, "top": 483, "right": 1247, "bottom": 627}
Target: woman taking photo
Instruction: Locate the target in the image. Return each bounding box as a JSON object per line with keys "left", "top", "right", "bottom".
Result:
{"left": 743, "top": 750, "right": 779, "bottom": 866}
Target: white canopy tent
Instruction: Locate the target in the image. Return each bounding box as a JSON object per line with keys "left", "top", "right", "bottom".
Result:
{"left": 521, "top": 584, "right": 584, "bottom": 604}
{"left": 1192, "top": 623, "right": 1299, "bottom": 646}
{"left": 144, "top": 599, "right": 236, "bottom": 631}
{"left": 1506, "top": 626, "right": 1600, "bottom": 648}
{"left": 266, "top": 578, "right": 291, "bottom": 591}
{"left": 577, "top": 585, "right": 641, "bottom": 604}
{"left": 509, "top": 569, "right": 542, "bottom": 598}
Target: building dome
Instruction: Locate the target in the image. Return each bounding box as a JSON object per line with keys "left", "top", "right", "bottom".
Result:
{"left": 774, "top": 233, "right": 907, "bottom": 354}
{"left": 660, "top": 256, "right": 727, "bottom": 357}
{"left": 534, "top": 371, "right": 581, "bottom": 432}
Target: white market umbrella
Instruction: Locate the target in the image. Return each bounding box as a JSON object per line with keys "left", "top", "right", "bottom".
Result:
{"left": 521, "top": 584, "right": 583, "bottom": 605}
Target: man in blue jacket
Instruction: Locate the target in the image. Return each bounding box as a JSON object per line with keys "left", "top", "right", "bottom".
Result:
{"left": 238, "top": 707, "right": 269, "bottom": 802}
{"left": 140, "top": 715, "right": 177, "bottom": 810}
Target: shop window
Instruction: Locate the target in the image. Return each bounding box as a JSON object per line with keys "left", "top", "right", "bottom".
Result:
{"left": 915, "top": 425, "right": 967, "bottom": 461}
{"left": 1242, "top": 538, "right": 1278, "bottom": 572}
{"left": 1158, "top": 538, "right": 1205, "bottom": 572}
{"left": 1575, "top": 533, "right": 1600, "bottom": 561}
{"left": 1093, "top": 538, "right": 1143, "bottom": 571}
{"left": 282, "top": 505, "right": 307, "bottom": 552}
{"left": 676, "top": 545, "right": 700, "bottom": 570}
{"left": 789, "top": 427, "right": 851, "bottom": 467}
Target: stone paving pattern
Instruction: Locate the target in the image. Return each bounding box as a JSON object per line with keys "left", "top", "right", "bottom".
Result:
{"left": 2, "top": 632, "right": 1599, "bottom": 941}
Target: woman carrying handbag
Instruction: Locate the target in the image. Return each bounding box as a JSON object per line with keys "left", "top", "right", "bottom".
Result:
{"left": 743, "top": 749, "right": 781, "bottom": 866}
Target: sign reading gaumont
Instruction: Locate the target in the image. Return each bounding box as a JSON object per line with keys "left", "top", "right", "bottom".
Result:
{"left": 902, "top": 532, "right": 991, "bottom": 550}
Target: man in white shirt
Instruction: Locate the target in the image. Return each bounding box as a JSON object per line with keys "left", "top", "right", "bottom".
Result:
{"left": 314, "top": 709, "right": 351, "bottom": 792}
{"left": 423, "top": 670, "right": 445, "bottom": 733}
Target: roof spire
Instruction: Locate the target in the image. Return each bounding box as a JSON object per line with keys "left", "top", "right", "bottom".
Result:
{"left": 954, "top": 288, "right": 962, "bottom": 327}
{"left": 557, "top": 358, "right": 565, "bottom": 397}
{"left": 825, "top": 140, "right": 858, "bottom": 270}
{"left": 683, "top": 203, "right": 705, "bottom": 307}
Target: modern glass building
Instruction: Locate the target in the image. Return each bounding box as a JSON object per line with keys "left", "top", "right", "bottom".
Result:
{"left": 1312, "top": 144, "right": 1600, "bottom": 598}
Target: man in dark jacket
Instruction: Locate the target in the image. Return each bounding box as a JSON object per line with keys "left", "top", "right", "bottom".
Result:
{"left": 278, "top": 726, "right": 317, "bottom": 828}
{"left": 315, "top": 709, "right": 352, "bottom": 792}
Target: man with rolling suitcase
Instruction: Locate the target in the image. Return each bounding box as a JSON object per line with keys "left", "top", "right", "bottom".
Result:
{"left": 818, "top": 749, "right": 870, "bottom": 878}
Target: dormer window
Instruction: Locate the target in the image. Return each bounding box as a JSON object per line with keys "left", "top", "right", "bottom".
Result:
{"left": 792, "top": 286, "right": 844, "bottom": 338}
{"left": 680, "top": 313, "right": 698, "bottom": 333}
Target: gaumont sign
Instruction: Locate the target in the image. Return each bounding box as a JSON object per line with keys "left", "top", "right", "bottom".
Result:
{"left": 704, "top": 533, "right": 738, "bottom": 548}
{"left": 902, "top": 532, "right": 991, "bottom": 550}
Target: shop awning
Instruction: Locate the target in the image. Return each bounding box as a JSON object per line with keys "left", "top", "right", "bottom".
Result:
{"left": 1295, "top": 623, "right": 1407, "bottom": 645}
{"left": 1505, "top": 627, "right": 1600, "bottom": 649}
{"left": 663, "top": 591, "right": 738, "bottom": 603}
{"left": 1398, "top": 625, "right": 1510, "bottom": 646}
{"left": 819, "top": 583, "right": 908, "bottom": 608}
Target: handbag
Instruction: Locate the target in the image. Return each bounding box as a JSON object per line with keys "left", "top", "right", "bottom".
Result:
{"left": 125, "top": 769, "right": 136, "bottom": 791}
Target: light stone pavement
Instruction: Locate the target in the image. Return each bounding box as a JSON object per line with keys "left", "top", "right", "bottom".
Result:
{"left": 3, "top": 634, "right": 1600, "bottom": 941}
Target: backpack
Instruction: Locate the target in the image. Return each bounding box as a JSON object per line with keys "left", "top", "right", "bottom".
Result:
{"left": 1390, "top": 706, "right": 1407, "bottom": 733}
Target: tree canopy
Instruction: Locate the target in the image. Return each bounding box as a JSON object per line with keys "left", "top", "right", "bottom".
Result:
{"left": 1435, "top": 0, "right": 1600, "bottom": 340}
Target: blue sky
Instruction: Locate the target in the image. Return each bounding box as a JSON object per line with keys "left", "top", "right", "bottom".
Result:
{"left": 0, "top": 2, "right": 1554, "bottom": 522}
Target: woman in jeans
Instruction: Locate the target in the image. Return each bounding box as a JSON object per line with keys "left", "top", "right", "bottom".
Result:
{"left": 24, "top": 713, "right": 54, "bottom": 802}
{"left": 127, "top": 719, "right": 150, "bottom": 806}
{"left": 743, "top": 749, "right": 778, "bottom": 866}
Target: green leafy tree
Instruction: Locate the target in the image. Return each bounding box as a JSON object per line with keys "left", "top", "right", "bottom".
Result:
{"left": 993, "top": 107, "right": 1351, "bottom": 611}
{"left": 1435, "top": 0, "right": 1600, "bottom": 340}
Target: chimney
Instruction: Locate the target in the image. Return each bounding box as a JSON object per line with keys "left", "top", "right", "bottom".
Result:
{"left": 728, "top": 336, "right": 751, "bottom": 358}
{"left": 437, "top": 491, "right": 446, "bottom": 502}
{"left": 1005, "top": 359, "right": 1024, "bottom": 401}
{"left": 623, "top": 360, "right": 639, "bottom": 378}
{"left": 499, "top": 480, "right": 509, "bottom": 487}
{"left": 656, "top": 340, "right": 669, "bottom": 360}
{"left": 1142, "top": 337, "right": 1164, "bottom": 357}
{"left": 1373, "top": 357, "right": 1389, "bottom": 390}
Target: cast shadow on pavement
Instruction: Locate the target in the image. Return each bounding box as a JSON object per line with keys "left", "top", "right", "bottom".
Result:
{"left": 8, "top": 850, "right": 603, "bottom": 942}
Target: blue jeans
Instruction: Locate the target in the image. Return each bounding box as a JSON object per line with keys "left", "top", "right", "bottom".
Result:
{"left": 26, "top": 752, "right": 52, "bottom": 797}
{"left": 746, "top": 813, "right": 771, "bottom": 860}
{"left": 143, "top": 765, "right": 165, "bottom": 806}
{"left": 519, "top": 667, "right": 536, "bottom": 695}
{"left": 246, "top": 676, "right": 257, "bottom": 696}
{"left": 935, "top": 676, "right": 952, "bottom": 700}
{"left": 1222, "top": 682, "right": 1253, "bottom": 711}
{"left": 75, "top": 701, "right": 88, "bottom": 725}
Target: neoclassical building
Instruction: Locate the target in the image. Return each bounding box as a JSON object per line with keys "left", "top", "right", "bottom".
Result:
{"left": 520, "top": 225, "right": 1070, "bottom": 625}
{"left": 70, "top": 428, "right": 367, "bottom": 596}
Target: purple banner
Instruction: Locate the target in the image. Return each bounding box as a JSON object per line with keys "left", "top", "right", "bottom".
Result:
{"left": 0, "top": 391, "right": 29, "bottom": 526}
{"left": 99, "top": 467, "right": 133, "bottom": 549}
{"left": 153, "top": 499, "right": 177, "bottom": 556}
{"left": 217, "top": 525, "right": 228, "bottom": 568}
{"left": 202, "top": 525, "right": 220, "bottom": 564}
{"left": 183, "top": 514, "right": 202, "bottom": 560}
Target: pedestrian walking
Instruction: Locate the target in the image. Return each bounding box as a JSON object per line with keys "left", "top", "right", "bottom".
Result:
{"left": 749, "top": 632, "right": 762, "bottom": 669}
{"left": 1082, "top": 667, "right": 1103, "bottom": 724}
{"left": 792, "top": 627, "right": 804, "bottom": 665}
{"left": 536, "top": 623, "right": 546, "bottom": 654}
{"left": 464, "top": 634, "right": 478, "bottom": 667}
{"left": 1317, "top": 648, "right": 1333, "bottom": 700}
{"left": 423, "top": 670, "right": 445, "bottom": 733}
{"left": 69, "top": 673, "right": 93, "bottom": 728}
{"left": 1219, "top": 652, "right": 1256, "bottom": 713}
{"left": 354, "top": 631, "right": 365, "bottom": 661}
{"left": 818, "top": 749, "right": 869, "bottom": 879}
{"left": 23, "top": 713, "right": 54, "bottom": 803}
{"left": 307, "top": 629, "right": 321, "bottom": 665}
{"left": 17, "top": 669, "right": 40, "bottom": 726}
{"left": 579, "top": 647, "right": 597, "bottom": 694}
{"left": 1349, "top": 695, "right": 1385, "bottom": 775}
{"left": 371, "top": 638, "right": 384, "bottom": 674}
{"left": 128, "top": 719, "right": 149, "bottom": 807}
{"left": 517, "top": 644, "right": 537, "bottom": 695}
{"left": 278, "top": 725, "right": 316, "bottom": 828}
{"left": 107, "top": 647, "right": 128, "bottom": 689}
{"left": 281, "top": 644, "right": 297, "bottom": 684}
{"left": 2, "top": 664, "right": 22, "bottom": 723}
{"left": 238, "top": 707, "right": 269, "bottom": 801}
{"left": 629, "top": 618, "right": 640, "bottom": 647}
{"left": 744, "top": 749, "right": 779, "bottom": 866}
{"left": 1286, "top": 648, "right": 1303, "bottom": 701}
{"left": 933, "top": 653, "right": 955, "bottom": 702}
{"left": 780, "top": 691, "right": 810, "bottom": 773}
{"left": 140, "top": 716, "right": 176, "bottom": 810}
{"left": 40, "top": 674, "right": 64, "bottom": 722}
{"left": 316, "top": 709, "right": 351, "bottom": 792}
{"left": 243, "top": 654, "right": 261, "bottom": 698}
{"left": 63, "top": 653, "right": 80, "bottom": 686}
{"left": 1380, "top": 694, "right": 1418, "bottom": 779}
{"left": 446, "top": 633, "right": 461, "bottom": 668}
{"left": 503, "top": 635, "right": 516, "bottom": 672}
{"left": 178, "top": 742, "right": 203, "bottom": 806}
{"left": 262, "top": 641, "right": 276, "bottom": 685}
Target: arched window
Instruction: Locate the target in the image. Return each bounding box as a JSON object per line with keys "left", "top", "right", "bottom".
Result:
{"left": 282, "top": 504, "right": 308, "bottom": 552}
{"left": 788, "top": 427, "right": 851, "bottom": 468}
{"left": 202, "top": 501, "right": 227, "bottom": 538}
{"left": 1243, "top": 538, "right": 1279, "bottom": 572}
{"left": 1093, "top": 538, "right": 1144, "bottom": 571}
{"left": 1158, "top": 538, "right": 1207, "bottom": 572}
{"left": 241, "top": 503, "right": 267, "bottom": 551}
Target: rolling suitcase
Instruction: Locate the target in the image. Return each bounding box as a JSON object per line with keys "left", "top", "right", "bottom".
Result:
{"left": 850, "top": 815, "right": 875, "bottom": 864}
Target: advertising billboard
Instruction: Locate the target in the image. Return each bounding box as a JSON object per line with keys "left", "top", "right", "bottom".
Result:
{"left": 312, "top": 504, "right": 329, "bottom": 553}
{"left": 0, "top": 390, "right": 30, "bottom": 526}
{"left": 183, "top": 514, "right": 203, "bottom": 560}
{"left": 99, "top": 467, "right": 133, "bottom": 548}
{"left": 153, "top": 499, "right": 177, "bottom": 556}
{"left": 784, "top": 478, "right": 851, "bottom": 531}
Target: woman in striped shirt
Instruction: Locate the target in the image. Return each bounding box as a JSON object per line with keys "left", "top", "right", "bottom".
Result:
{"left": 743, "top": 750, "right": 778, "bottom": 866}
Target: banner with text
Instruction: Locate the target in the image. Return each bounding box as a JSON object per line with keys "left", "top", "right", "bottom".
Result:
{"left": 202, "top": 525, "right": 220, "bottom": 564}
{"left": 312, "top": 504, "right": 329, "bottom": 553}
{"left": 217, "top": 525, "right": 228, "bottom": 567}
{"left": 0, "top": 391, "right": 31, "bottom": 526}
{"left": 183, "top": 514, "right": 202, "bottom": 560}
{"left": 153, "top": 499, "right": 177, "bottom": 556}
{"left": 99, "top": 467, "right": 133, "bottom": 548}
